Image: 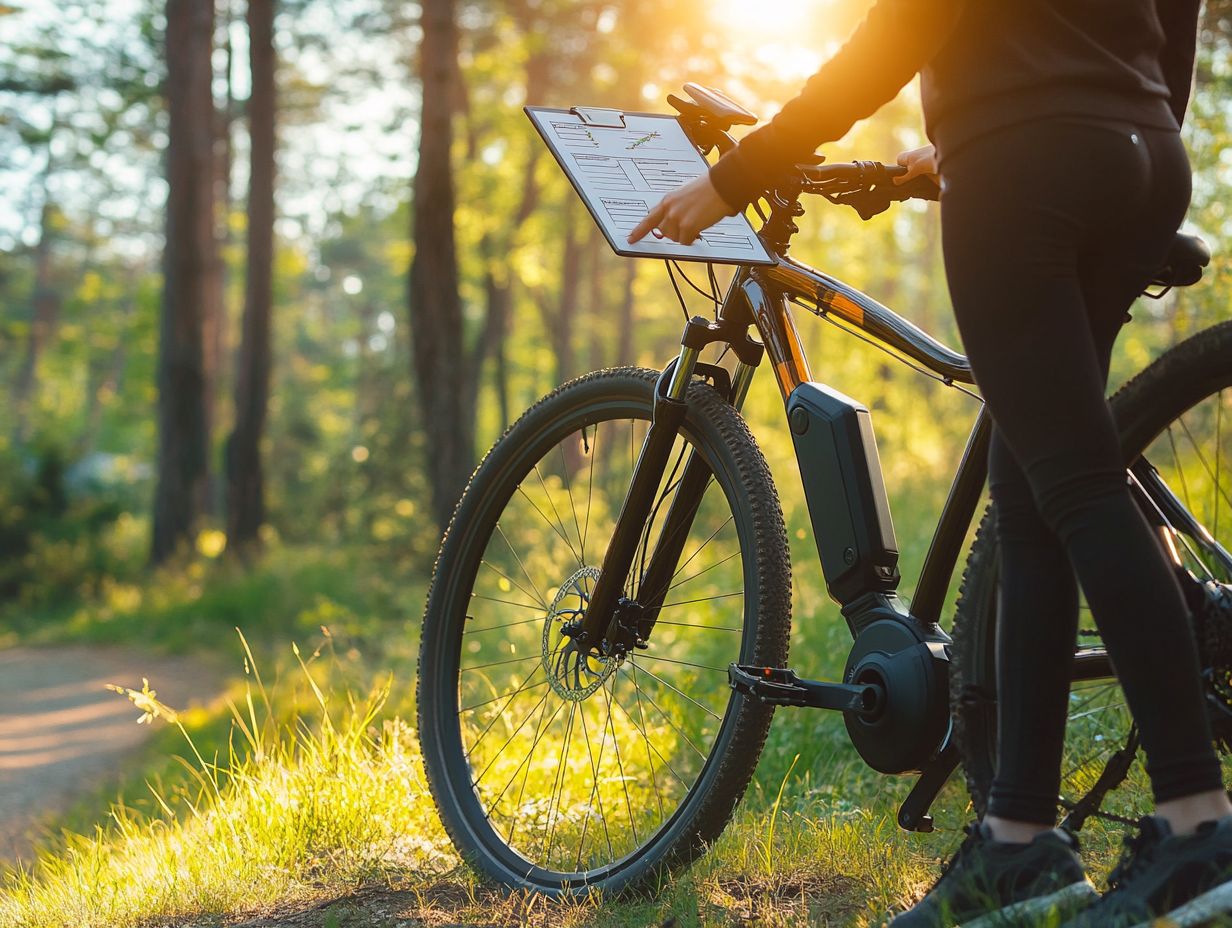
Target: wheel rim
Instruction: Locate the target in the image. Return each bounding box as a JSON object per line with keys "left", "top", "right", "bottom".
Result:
{"left": 442, "top": 397, "right": 758, "bottom": 883}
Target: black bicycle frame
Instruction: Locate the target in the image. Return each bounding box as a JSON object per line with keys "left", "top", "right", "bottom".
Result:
{"left": 578, "top": 250, "right": 987, "bottom": 652}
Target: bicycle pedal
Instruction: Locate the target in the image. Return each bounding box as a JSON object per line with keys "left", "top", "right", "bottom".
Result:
{"left": 728, "top": 663, "right": 812, "bottom": 706}
{"left": 728, "top": 663, "right": 879, "bottom": 714}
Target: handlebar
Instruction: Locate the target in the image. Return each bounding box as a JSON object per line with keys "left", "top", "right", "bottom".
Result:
{"left": 669, "top": 83, "right": 938, "bottom": 222}
{"left": 791, "top": 160, "right": 940, "bottom": 221}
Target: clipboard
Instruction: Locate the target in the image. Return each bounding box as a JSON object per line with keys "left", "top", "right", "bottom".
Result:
{"left": 525, "top": 106, "right": 775, "bottom": 266}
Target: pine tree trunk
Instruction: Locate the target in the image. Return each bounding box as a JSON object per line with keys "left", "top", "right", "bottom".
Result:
{"left": 203, "top": 0, "right": 236, "bottom": 516}
{"left": 408, "top": 0, "right": 471, "bottom": 533}
{"left": 225, "top": 0, "right": 275, "bottom": 553}
{"left": 151, "top": 0, "right": 216, "bottom": 564}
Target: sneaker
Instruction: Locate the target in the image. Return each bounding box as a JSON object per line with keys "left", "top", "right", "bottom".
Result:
{"left": 887, "top": 821, "right": 1097, "bottom": 927}
{"left": 1058, "top": 814, "right": 1232, "bottom": 928}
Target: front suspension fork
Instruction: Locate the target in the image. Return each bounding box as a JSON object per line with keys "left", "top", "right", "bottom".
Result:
{"left": 575, "top": 343, "right": 759, "bottom": 656}
{"left": 575, "top": 346, "right": 700, "bottom": 654}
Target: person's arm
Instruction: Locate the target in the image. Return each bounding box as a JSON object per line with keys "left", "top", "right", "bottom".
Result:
{"left": 708, "top": 0, "right": 967, "bottom": 211}
{"left": 1156, "top": 0, "right": 1201, "bottom": 126}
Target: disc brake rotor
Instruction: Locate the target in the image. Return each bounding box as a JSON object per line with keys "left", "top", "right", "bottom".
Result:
{"left": 542, "top": 566, "right": 618, "bottom": 701}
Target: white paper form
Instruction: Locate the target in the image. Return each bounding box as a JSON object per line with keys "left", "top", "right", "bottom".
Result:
{"left": 526, "top": 107, "right": 774, "bottom": 266}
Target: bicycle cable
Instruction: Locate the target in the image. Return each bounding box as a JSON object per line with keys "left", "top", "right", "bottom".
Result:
{"left": 789, "top": 294, "right": 983, "bottom": 402}
{"left": 666, "top": 260, "right": 737, "bottom": 368}
{"left": 665, "top": 262, "right": 693, "bottom": 324}
{"left": 669, "top": 260, "right": 723, "bottom": 306}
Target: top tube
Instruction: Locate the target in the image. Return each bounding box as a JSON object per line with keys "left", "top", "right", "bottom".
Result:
{"left": 758, "top": 252, "right": 975, "bottom": 386}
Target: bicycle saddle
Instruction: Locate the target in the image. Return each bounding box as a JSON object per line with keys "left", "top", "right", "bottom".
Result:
{"left": 1153, "top": 232, "right": 1211, "bottom": 288}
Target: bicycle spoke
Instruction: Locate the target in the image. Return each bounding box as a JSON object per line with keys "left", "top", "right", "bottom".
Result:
{"left": 481, "top": 557, "right": 546, "bottom": 611}
{"left": 652, "top": 618, "right": 742, "bottom": 632}
{"left": 504, "top": 682, "right": 562, "bottom": 847}
{"left": 490, "top": 694, "right": 569, "bottom": 832}
{"left": 517, "top": 483, "right": 585, "bottom": 570}
{"left": 544, "top": 701, "right": 579, "bottom": 868}
{"left": 1178, "top": 415, "right": 1232, "bottom": 516}
{"left": 635, "top": 653, "right": 727, "bottom": 675}
{"left": 602, "top": 676, "right": 640, "bottom": 848}
{"left": 1069, "top": 700, "right": 1126, "bottom": 723}
{"left": 470, "top": 593, "right": 544, "bottom": 611}
{"left": 468, "top": 673, "right": 554, "bottom": 772}
{"left": 558, "top": 443, "right": 588, "bottom": 564}
{"left": 668, "top": 549, "right": 742, "bottom": 593}
{"left": 1216, "top": 391, "right": 1223, "bottom": 541}
{"left": 461, "top": 676, "right": 549, "bottom": 713}
{"left": 463, "top": 616, "right": 542, "bottom": 636}
{"left": 630, "top": 660, "right": 725, "bottom": 721}
{"left": 534, "top": 461, "right": 585, "bottom": 567}
{"left": 582, "top": 423, "right": 597, "bottom": 559}
{"left": 1168, "top": 426, "right": 1192, "bottom": 514}
{"left": 660, "top": 590, "right": 744, "bottom": 609}
{"left": 620, "top": 665, "right": 708, "bottom": 761}
{"left": 627, "top": 663, "right": 666, "bottom": 824}
{"left": 668, "top": 514, "right": 734, "bottom": 586}
{"left": 575, "top": 699, "right": 615, "bottom": 869}
{"left": 462, "top": 653, "right": 538, "bottom": 673}
{"left": 617, "top": 663, "right": 692, "bottom": 790}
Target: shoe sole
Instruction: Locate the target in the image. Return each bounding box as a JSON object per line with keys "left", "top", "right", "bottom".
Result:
{"left": 960, "top": 880, "right": 1100, "bottom": 928}
{"left": 1127, "top": 879, "right": 1232, "bottom": 928}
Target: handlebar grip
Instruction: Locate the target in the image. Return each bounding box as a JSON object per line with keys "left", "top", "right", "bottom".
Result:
{"left": 890, "top": 174, "right": 941, "bottom": 202}
{"left": 799, "top": 161, "right": 908, "bottom": 184}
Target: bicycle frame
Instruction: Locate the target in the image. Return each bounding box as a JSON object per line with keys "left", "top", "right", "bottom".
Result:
{"left": 736, "top": 255, "right": 985, "bottom": 628}
{"left": 578, "top": 247, "right": 988, "bottom": 652}
{"left": 565, "top": 244, "right": 989, "bottom": 830}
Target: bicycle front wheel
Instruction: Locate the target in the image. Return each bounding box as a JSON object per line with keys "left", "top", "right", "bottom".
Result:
{"left": 416, "top": 367, "right": 790, "bottom": 895}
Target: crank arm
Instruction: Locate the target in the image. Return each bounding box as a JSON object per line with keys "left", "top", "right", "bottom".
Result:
{"left": 728, "top": 663, "right": 883, "bottom": 716}
{"left": 897, "top": 739, "right": 959, "bottom": 833}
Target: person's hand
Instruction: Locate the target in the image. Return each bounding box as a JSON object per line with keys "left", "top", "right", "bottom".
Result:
{"left": 894, "top": 144, "right": 939, "bottom": 187}
{"left": 627, "top": 174, "right": 735, "bottom": 246}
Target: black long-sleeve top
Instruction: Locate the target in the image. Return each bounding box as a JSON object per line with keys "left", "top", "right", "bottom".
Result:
{"left": 709, "top": 0, "right": 1202, "bottom": 211}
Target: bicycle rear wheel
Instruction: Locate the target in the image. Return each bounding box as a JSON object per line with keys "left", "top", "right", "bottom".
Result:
{"left": 953, "top": 320, "right": 1232, "bottom": 830}
{"left": 416, "top": 367, "right": 790, "bottom": 895}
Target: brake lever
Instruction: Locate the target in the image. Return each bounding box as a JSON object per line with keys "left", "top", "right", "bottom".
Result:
{"left": 828, "top": 175, "right": 941, "bottom": 221}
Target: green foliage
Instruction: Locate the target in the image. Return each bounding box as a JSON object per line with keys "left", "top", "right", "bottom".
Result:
{"left": 2, "top": 2, "right": 1232, "bottom": 925}
{"left": 0, "top": 446, "right": 136, "bottom": 613}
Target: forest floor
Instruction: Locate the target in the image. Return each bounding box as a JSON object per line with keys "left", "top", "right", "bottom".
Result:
{"left": 0, "top": 645, "right": 225, "bottom": 865}
{"left": 0, "top": 546, "right": 1203, "bottom": 928}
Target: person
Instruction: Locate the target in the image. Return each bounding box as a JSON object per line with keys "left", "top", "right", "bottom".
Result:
{"left": 629, "top": 2, "right": 1231, "bottom": 926}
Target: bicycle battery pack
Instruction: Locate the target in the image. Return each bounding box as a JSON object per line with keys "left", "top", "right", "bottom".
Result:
{"left": 787, "top": 382, "right": 900, "bottom": 605}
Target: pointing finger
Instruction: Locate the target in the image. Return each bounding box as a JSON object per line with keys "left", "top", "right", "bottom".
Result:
{"left": 628, "top": 201, "right": 666, "bottom": 244}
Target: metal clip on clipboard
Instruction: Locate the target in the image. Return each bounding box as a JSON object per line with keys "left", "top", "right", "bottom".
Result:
{"left": 570, "top": 106, "right": 626, "bottom": 129}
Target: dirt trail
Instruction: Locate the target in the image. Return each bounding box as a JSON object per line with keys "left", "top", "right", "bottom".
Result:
{"left": 0, "top": 645, "right": 224, "bottom": 865}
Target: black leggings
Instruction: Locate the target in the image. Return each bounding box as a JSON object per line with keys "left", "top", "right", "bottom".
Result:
{"left": 940, "top": 118, "right": 1224, "bottom": 825}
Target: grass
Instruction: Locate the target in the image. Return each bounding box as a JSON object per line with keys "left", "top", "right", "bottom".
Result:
{"left": 0, "top": 553, "right": 1177, "bottom": 928}
{"left": 0, "top": 444, "right": 1213, "bottom": 926}
{"left": 0, "top": 636, "right": 948, "bottom": 928}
